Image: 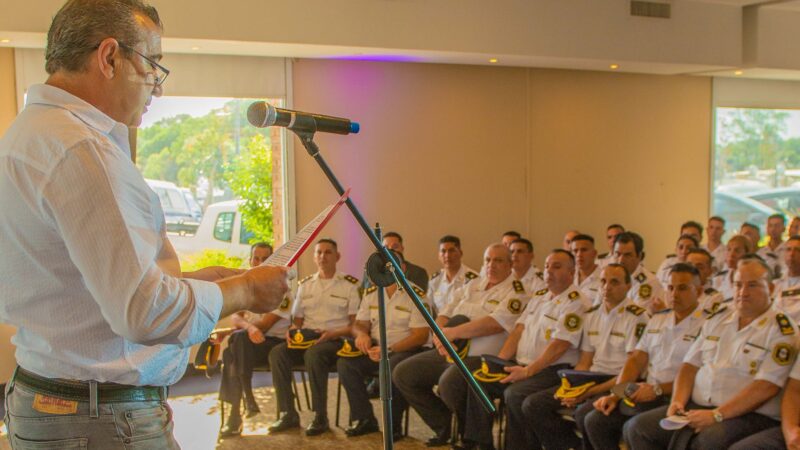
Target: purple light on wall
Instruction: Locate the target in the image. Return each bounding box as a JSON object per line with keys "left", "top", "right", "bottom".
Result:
{"left": 330, "top": 54, "right": 424, "bottom": 63}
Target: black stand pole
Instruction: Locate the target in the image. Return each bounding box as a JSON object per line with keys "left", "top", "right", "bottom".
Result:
{"left": 293, "top": 131, "right": 495, "bottom": 447}
{"left": 373, "top": 225, "right": 394, "bottom": 449}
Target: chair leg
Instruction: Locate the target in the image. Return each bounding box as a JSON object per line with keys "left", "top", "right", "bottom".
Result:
{"left": 300, "top": 371, "right": 311, "bottom": 410}
{"left": 291, "top": 374, "right": 302, "bottom": 413}
{"left": 496, "top": 399, "right": 505, "bottom": 450}
{"left": 219, "top": 400, "right": 225, "bottom": 431}
{"left": 404, "top": 404, "right": 410, "bottom": 436}
{"left": 335, "top": 377, "right": 342, "bottom": 428}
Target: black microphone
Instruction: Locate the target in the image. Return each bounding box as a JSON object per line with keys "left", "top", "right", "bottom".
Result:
{"left": 247, "top": 102, "right": 360, "bottom": 135}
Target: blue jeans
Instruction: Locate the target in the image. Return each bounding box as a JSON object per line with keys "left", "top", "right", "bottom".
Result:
{"left": 4, "top": 381, "right": 180, "bottom": 449}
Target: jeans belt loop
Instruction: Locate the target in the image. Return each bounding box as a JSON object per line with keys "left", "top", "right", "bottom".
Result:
{"left": 159, "top": 386, "right": 168, "bottom": 402}
{"left": 7, "top": 366, "right": 19, "bottom": 395}
{"left": 88, "top": 380, "right": 99, "bottom": 418}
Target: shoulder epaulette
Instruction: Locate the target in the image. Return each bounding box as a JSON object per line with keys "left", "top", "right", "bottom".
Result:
{"left": 783, "top": 288, "right": 800, "bottom": 297}
{"left": 534, "top": 288, "right": 548, "bottom": 296}
{"left": 715, "top": 269, "right": 729, "bottom": 276}
{"left": 465, "top": 271, "right": 479, "bottom": 281}
{"left": 704, "top": 287, "right": 718, "bottom": 295}
{"left": 707, "top": 305, "right": 728, "bottom": 320}
{"left": 365, "top": 285, "right": 378, "bottom": 295}
{"left": 536, "top": 271, "right": 544, "bottom": 280}
{"left": 412, "top": 285, "right": 426, "bottom": 298}
{"left": 299, "top": 274, "right": 313, "bottom": 285}
{"left": 635, "top": 273, "right": 647, "bottom": 283}
{"left": 626, "top": 304, "right": 646, "bottom": 316}
{"left": 431, "top": 272, "right": 441, "bottom": 280}
{"left": 512, "top": 280, "right": 525, "bottom": 293}
{"left": 766, "top": 252, "right": 778, "bottom": 259}
{"left": 344, "top": 274, "right": 359, "bottom": 284}
{"left": 586, "top": 304, "right": 602, "bottom": 313}
{"left": 567, "top": 291, "right": 580, "bottom": 300}
{"left": 666, "top": 253, "right": 676, "bottom": 258}
{"left": 777, "top": 313, "right": 795, "bottom": 336}
{"left": 598, "top": 253, "right": 608, "bottom": 259}
{"left": 654, "top": 308, "right": 672, "bottom": 315}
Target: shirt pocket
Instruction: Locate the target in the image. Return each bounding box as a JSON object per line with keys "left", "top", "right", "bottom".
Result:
{"left": 327, "top": 292, "right": 351, "bottom": 314}
{"left": 391, "top": 305, "right": 412, "bottom": 328}
{"left": 700, "top": 339, "right": 719, "bottom": 364}
{"left": 734, "top": 342, "right": 768, "bottom": 375}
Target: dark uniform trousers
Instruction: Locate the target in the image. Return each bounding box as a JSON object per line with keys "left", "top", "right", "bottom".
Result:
{"left": 268, "top": 340, "right": 342, "bottom": 416}
{"left": 582, "top": 397, "right": 667, "bottom": 450}
{"left": 728, "top": 426, "right": 785, "bottom": 450}
{"left": 337, "top": 349, "right": 422, "bottom": 429}
{"left": 500, "top": 364, "right": 570, "bottom": 450}
{"left": 434, "top": 356, "right": 483, "bottom": 441}
{"left": 522, "top": 385, "right": 603, "bottom": 450}
{"left": 623, "top": 403, "right": 780, "bottom": 450}
{"left": 218, "top": 331, "right": 283, "bottom": 411}
{"left": 393, "top": 348, "right": 470, "bottom": 437}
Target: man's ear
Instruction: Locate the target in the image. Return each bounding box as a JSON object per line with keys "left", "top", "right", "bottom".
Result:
{"left": 96, "top": 37, "right": 120, "bottom": 80}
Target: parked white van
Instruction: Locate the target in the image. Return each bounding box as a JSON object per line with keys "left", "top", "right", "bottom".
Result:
{"left": 170, "top": 200, "right": 253, "bottom": 260}
{"left": 146, "top": 179, "right": 200, "bottom": 235}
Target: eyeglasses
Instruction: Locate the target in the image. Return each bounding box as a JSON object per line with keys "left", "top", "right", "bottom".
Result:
{"left": 117, "top": 41, "right": 169, "bottom": 87}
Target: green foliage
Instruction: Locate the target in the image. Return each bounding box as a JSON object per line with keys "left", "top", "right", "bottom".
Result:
{"left": 180, "top": 249, "right": 244, "bottom": 272}
{"left": 225, "top": 134, "right": 274, "bottom": 245}
{"left": 716, "top": 109, "right": 791, "bottom": 174}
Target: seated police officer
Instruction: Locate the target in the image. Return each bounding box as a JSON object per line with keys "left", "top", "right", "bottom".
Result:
{"left": 613, "top": 232, "right": 664, "bottom": 313}
{"left": 510, "top": 238, "right": 546, "bottom": 293}
{"left": 267, "top": 239, "right": 360, "bottom": 436}
{"left": 337, "top": 250, "right": 430, "bottom": 441}
{"left": 443, "top": 249, "right": 590, "bottom": 450}
{"left": 774, "top": 236, "right": 800, "bottom": 321}
{"left": 685, "top": 248, "right": 723, "bottom": 313}
{"left": 655, "top": 234, "right": 699, "bottom": 288}
{"left": 525, "top": 263, "right": 649, "bottom": 450}
{"left": 571, "top": 234, "right": 602, "bottom": 303}
{"left": 712, "top": 235, "right": 753, "bottom": 303}
{"left": 428, "top": 235, "right": 479, "bottom": 315}
{"left": 584, "top": 263, "right": 708, "bottom": 450}
{"left": 625, "top": 256, "right": 799, "bottom": 450}
{"left": 217, "top": 242, "right": 292, "bottom": 437}
{"left": 597, "top": 224, "right": 625, "bottom": 268}
{"left": 394, "top": 243, "right": 528, "bottom": 446}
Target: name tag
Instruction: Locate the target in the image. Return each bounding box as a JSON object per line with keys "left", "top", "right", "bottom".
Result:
{"left": 610, "top": 331, "right": 625, "bottom": 338}
{"left": 395, "top": 305, "right": 411, "bottom": 313}
{"left": 706, "top": 336, "right": 720, "bottom": 341}
{"left": 331, "top": 294, "right": 349, "bottom": 300}
{"left": 648, "top": 329, "right": 662, "bottom": 334}
{"left": 32, "top": 394, "right": 78, "bottom": 415}
{"left": 587, "top": 331, "right": 599, "bottom": 336}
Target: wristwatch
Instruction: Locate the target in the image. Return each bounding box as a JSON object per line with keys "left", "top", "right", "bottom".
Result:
{"left": 712, "top": 408, "right": 724, "bottom": 423}
{"left": 652, "top": 383, "right": 663, "bottom": 397}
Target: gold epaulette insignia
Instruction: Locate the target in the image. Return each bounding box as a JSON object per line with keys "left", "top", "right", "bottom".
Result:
{"left": 567, "top": 291, "right": 580, "bottom": 300}
{"left": 626, "top": 305, "right": 646, "bottom": 316}
{"left": 412, "top": 285, "right": 426, "bottom": 298}
{"left": 431, "top": 272, "right": 441, "bottom": 280}
{"left": 777, "top": 313, "right": 795, "bottom": 336}
{"left": 513, "top": 280, "right": 525, "bottom": 293}
{"left": 535, "top": 288, "right": 548, "bottom": 296}
{"left": 299, "top": 275, "right": 313, "bottom": 284}
{"left": 365, "top": 285, "right": 378, "bottom": 295}
{"left": 344, "top": 274, "right": 359, "bottom": 284}
{"left": 465, "top": 271, "right": 478, "bottom": 281}
{"left": 635, "top": 273, "right": 647, "bottom": 283}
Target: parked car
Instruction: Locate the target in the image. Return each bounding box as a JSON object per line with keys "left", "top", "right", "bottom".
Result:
{"left": 713, "top": 190, "right": 778, "bottom": 239}
{"left": 145, "top": 179, "right": 200, "bottom": 235}
{"left": 170, "top": 200, "right": 254, "bottom": 260}
{"left": 746, "top": 187, "right": 800, "bottom": 219}
{"left": 179, "top": 187, "right": 204, "bottom": 223}
{"left": 715, "top": 181, "right": 769, "bottom": 196}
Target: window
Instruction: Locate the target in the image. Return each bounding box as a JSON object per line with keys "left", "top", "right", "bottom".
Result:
{"left": 712, "top": 107, "right": 800, "bottom": 237}
{"left": 214, "top": 212, "right": 235, "bottom": 242}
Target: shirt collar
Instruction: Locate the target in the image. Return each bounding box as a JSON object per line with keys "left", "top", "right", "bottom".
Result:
{"left": 25, "top": 84, "right": 131, "bottom": 157}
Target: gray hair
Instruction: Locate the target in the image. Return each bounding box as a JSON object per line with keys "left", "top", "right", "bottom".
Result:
{"left": 45, "top": 0, "right": 162, "bottom": 74}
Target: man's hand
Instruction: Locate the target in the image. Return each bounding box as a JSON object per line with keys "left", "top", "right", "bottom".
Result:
{"left": 246, "top": 325, "right": 265, "bottom": 344}
{"left": 667, "top": 402, "right": 686, "bottom": 418}
{"left": 433, "top": 334, "right": 447, "bottom": 356}
{"left": 559, "top": 392, "right": 588, "bottom": 408}
{"left": 184, "top": 266, "right": 246, "bottom": 282}
{"left": 593, "top": 395, "right": 619, "bottom": 416}
{"left": 367, "top": 346, "right": 381, "bottom": 362}
{"left": 785, "top": 425, "right": 800, "bottom": 450}
{"left": 208, "top": 328, "right": 234, "bottom": 345}
{"left": 442, "top": 327, "right": 459, "bottom": 342}
{"left": 629, "top": 383, "right": 658, "bottom": 403}
{"left": 355, "top": 334, "right": 373, "bottom": 354}
{"left": 685, "top": 409, "right": 716, "bottom": 433}
{"left": 500, "top": 365, "right": 529, "bottom": 384}
{"left": 241, "top": 266, "right": 290, "bottom": 313}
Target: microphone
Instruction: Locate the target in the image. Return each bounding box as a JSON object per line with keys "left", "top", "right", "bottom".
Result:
{"left": 247, "top": 102, "right": 360, "bottom": 135}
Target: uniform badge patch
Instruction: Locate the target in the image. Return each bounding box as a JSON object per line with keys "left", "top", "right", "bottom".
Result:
{"left": 777, "top": 313, "right": 795, "bottom": 336}
{"left": 564, "top": 313, "right": 581, "bottom": 332}
{"left": 638, "top": 284, "right": 652, "bottom": 299}
{"left": 508, "top": 299, "right": 522, "bottom": 314}
{"left": 772, "top": 343, "right": 795, "bottom": 366}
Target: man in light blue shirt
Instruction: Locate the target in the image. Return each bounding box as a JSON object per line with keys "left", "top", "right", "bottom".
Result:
{"left": 0, "top": 0, "right": 288, "bottom": 447}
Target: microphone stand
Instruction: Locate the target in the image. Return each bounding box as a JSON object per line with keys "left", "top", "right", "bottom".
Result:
{"left": 292, "top": 129, "right": 495, "bottom": 449}
{"left": 372, "top": 225, "right": 395, "bottom": 449}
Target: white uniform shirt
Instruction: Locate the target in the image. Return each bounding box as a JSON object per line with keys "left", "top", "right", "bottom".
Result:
{"left": 596, "top": 253, "right": 615, "bottom": 269}
{"left": 635, "top": 306, "right": 707, "bottom": 385}
{"left": 630, "top": 265, "right": 664, "bottom": 312}
{"left": 775, "top": 284, "right": 800, "bottom": 322}
{"left": 515, "top": 285, "right": 590, "bottom": 366}
{"left": 581, "top": 298, "right": 650, "bottom": 375}
{"left": 759, "top": 243, "right": 787, "bottom": 280}
{"left": 516, "top": 265, "right": 546, "bottom": 294}
{"left": 575, "top": 266, "right": 602, "bottom": 305}
{"left": 292, "top": 272, "right": 360, "bottom": 330}
{"left": 357, "top": 284, "right": 428, "bottom": 347}
{"left": 705, "top": 243, "right": 727, "bottom": 274}
{"left": 655, "top": 255, "right": 679, "bottom": 288}
{"left": 699, "top": 287, "right": 726, "bottom": 314}
{"left": 427, "top": 264, "right": 479, "bottom": 314}
{"left": 684, "top": 306, "right": 799, "bottom": 419}
{"left": 773, "top": 276, "right": 800, "bottom": 296}
{"left": 0, "top": 84, "right": 223, "bottom": 386}
{"left": 441, "top": 275, "right": 530, "bottom": 356}
{"left": 260, "top": 297, "right": 293, "bottom": 338}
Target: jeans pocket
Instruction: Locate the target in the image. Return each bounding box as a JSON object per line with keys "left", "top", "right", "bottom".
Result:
{"left": 11, "top": 435, "right": 88, "bottom": 450}
{"left": 118, "top": 403, "right": 172, "bottom": 442}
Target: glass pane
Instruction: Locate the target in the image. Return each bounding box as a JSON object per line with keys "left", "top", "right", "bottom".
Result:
{"left": 213, "top": 212, "right": 235, "bottom": 242}
{"left": 712, "top": 108, "right": 800, "bottom": 240}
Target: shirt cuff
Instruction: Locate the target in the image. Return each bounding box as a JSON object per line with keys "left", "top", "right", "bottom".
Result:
{"left": 183, "top": 278, "right": 223, "bottom": 345}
